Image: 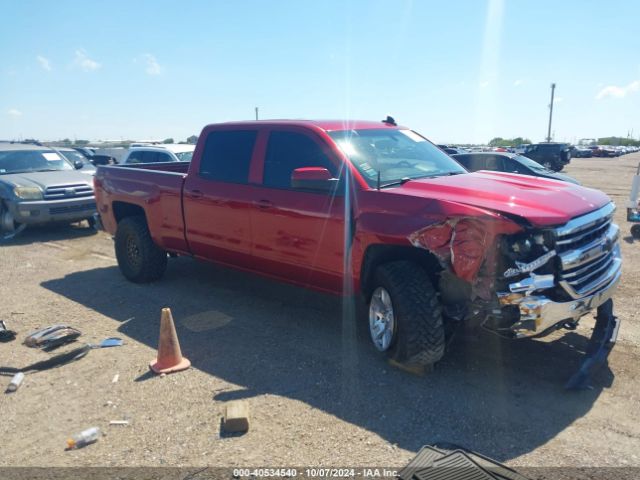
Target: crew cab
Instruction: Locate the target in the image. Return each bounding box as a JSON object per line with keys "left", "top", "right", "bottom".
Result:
{"left": 95, "top": 120, "right": 622, "bottom": 380}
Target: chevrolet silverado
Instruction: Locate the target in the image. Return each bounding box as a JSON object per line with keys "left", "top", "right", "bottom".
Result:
{"left": 94, "top": 119, "right": 622, "bottom": 385}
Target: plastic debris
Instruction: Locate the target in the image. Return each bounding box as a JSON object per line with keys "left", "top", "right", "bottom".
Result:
{"left": 66, "top": 427, "right": 101, "bottom": 450}
{"left": 5, "top": 372, "right": 25, "bottom": 393}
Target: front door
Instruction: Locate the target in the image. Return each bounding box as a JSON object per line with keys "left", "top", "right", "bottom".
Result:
{"left": 249, "top": 129, "right": 346, "bottom": 293}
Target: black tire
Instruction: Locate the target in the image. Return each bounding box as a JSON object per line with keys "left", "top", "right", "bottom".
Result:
{"left": 86, "top": 216, "right": 96, "bottom": 229}
{"left": 369, "top": 261, "right": 445, "bottom": 367}
{"left": 115, "top": 216, "right": 167, "bottom": 283}
{"left": 632, "top": 224, "right": 640, "bottom": 240}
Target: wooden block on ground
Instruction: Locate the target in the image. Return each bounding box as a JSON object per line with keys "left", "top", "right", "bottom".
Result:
{"left": 388, "top": 358, "right": 433, "bottom": 377}
{"left": 223, "top": 400, "right": 250, "bottom": 433}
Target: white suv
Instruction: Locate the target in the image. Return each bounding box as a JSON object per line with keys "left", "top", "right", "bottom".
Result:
{"left": 120, "top": 144, "right": 195, "bottom": 164}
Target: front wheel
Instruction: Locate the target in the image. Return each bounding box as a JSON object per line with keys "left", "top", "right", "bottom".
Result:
{"left": 632, "top": 224, "right": 640, "bottom": 240}
{"left": 115, "top": 216, "right": 167, "bottom": 283}
{"left": 368, "top": 261, "right": 445, "bottom": 368}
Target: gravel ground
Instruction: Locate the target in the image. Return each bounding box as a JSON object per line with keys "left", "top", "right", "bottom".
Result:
{"left": 1, "top": 154, "right": 639, "bottom": 473}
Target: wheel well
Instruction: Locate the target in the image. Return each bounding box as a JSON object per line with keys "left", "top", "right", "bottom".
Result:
{"left": 112, "top": 201, "right": 146, "bottom": 224}
{"left": 360, "top": 244, "right": 443, "bottom": 299}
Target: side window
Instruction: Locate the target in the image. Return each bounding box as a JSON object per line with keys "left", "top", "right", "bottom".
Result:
{"left": 141, "top": 151, "right": 158, "bottom": 163}
{"left": 485, "top": 156, "right": 504, "bottom": 171}
{"left": 126, "top": 151, "right": 143, "bottom": 164}
{"left": 465, "top": 155, "right": 486, "bottom": 171}
{"left": 157, "top": 152, "right": 172, "bottom": 163}
{"left": 199, "top": 130, "right": 257, "bottom": 183}
{"left": 263, "top": 131, "right": 337, "bottom": 189}
{"left": 454, "top": 155, "right": 471, "bottom": 169}
{"left": 504, "top": 158, "right": 526, "bottom": 174}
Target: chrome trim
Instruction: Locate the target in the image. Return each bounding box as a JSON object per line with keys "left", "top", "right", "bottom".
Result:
{"left": 508, "top": 274, "right": 555, "bottom": 294}
{"left": 554, "top": 203, "right": 615, "bottom": 237}
{"left": 503, "top": 249, "right": 556, "bottom": 278}
{"left": 558, "top": 223, "right": 619, "bottom": 270}
{"left": 559, "top": 245, "right": 621, "bottom": 299}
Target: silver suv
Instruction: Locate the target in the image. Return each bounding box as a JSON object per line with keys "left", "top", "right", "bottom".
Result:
{"left": 0, "top": 143, "right": 96, "bottom": 239}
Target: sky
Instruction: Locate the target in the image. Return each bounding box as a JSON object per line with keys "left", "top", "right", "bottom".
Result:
{"left": 1, "top": 0, "right": 639, "bottom": 144}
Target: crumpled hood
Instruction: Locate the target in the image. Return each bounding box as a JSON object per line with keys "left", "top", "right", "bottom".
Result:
{"left": 0, "top": 170, "right": 93, "bottom": 190}
{"left": 393, "top": 171, "right": 610, "bottom": 227}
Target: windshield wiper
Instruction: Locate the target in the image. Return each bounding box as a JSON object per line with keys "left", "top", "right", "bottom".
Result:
{"left": 379, "top": 171, "right": 465, "bottom": 188}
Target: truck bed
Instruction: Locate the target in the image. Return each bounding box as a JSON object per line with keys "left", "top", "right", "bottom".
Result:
{"left": 95, "top": 162, "right": 190, "bottom": 253}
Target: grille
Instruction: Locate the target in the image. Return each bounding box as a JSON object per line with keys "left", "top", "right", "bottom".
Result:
{"left": 555, "top": 203, "right": 621, "bottom": 299}
{"left": 49, "top": 202, "right": 96, "bottom": 215}
{"left": 44, "top": 183, "right": 93, "bottom": 200}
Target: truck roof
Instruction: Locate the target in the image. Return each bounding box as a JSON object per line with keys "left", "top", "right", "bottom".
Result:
{"left": 206, "top": 119, "right": 404, "bottom": 132}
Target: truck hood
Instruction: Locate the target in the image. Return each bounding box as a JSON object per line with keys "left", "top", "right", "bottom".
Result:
{"left": 0, "top": 170, "right": 93, "bottom": 190}
{"left": 394, "top": 171, "right": 610, "bottom": 227}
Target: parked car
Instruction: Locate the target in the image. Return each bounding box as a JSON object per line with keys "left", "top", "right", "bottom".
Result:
{"left": 95, "top": 119, "right": 621, "bottom": 378}
{"left": 55, "top": 147, "right": 97, "bottom": 176}
{"left": 592, "top": 145, "right": 617, "bottom": 158}
{"left": 0, "top": 143, "right": 96, "bottom": 239}
{"left": 73, "top": 147, "right": 96, "bottom": 159}
{"left": 120, "top": 144, "right": 196, "bottom": 165}
{"left": 522, "top": 142, "right": 572, "bottom": 171}
{"left": 437, "top": 145, "right": 467, "bottom": 155}
{"left": 452, "top": 152, "right": 580, "bottom": 184}
{"left": 571, "top": 145, "right": 593, "bottom": 158}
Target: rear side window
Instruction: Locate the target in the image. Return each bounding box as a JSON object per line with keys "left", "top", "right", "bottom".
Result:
{"left": 263, "top": 131, "right": 336, "bottom": 189}
{"left": 455, "top": 155, "right": 484, "bottom": 171}
{"left": 199, "top": 130, "right": 257, "bottom": 183}
{"left": 156, "top": 152, "right": 173, "bottom": 163}
{"left": 126, "top": 151, "right": 144, "bottom": 164}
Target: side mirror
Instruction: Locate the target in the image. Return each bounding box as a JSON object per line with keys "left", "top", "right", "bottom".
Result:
{"left": 291, "top": 167, "right": 337, "bottom": 191}
{"left": 74, "top": 160, "right": 84, "bottom": 169}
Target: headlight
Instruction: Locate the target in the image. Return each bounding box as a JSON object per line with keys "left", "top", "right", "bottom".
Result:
{"left": 13, "top": 186, "right": 43, "bottom": 200}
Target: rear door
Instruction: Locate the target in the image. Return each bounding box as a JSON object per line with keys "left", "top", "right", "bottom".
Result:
{"left": 249, "top": 128, "right": 346, "bottom": 292}
{"left": 183, "top": 129, "right": 258, "bottom": 268}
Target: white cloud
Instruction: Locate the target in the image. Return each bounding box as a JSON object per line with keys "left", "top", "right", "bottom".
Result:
{"left": 141, "top": 54, "right": 162, "bottom": 75}
{"left": 595, "top": 80, "right": 640, "bottom": 100}
{"left": 7, "top": 108, "right": 22, "bottom": 117}
{"left": 479, "top": 80, "right": 490, "bottom": 88}
{"left": 36, "top": 55, "right": 51, "bottom": 71}
{"left": 554, "top": 96, "right": 563, "bottom": 103}
{"left": 513, "top": 79, "right": 523, "bottom": 87}
{"left": 74, "top": 49, "right": 101, "bottom": 72}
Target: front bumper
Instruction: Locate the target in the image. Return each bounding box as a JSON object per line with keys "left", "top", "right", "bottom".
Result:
{"left": 497, "top": 264, "right": 621, "bottom": 338}
{"left": 9, "top": 197, "right": 96, "bottom": 225}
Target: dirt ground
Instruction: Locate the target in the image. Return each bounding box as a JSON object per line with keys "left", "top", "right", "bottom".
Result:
{"left": 1, "top": 154, "right": 640, "bottom": 473}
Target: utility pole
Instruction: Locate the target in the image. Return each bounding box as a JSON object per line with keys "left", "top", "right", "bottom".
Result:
{"left": 255, "top": 107, "right": 259, "bottom": 121}
{"left": 546, "top": 83, "right": 556, "bottom": 142}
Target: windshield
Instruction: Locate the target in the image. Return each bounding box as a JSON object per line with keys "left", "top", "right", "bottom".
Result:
{"left": 174, "top": 151, "right": 193, "bottom": 162}
{"left": 0, "top": 149, "right": 75, "bottom": 174}
{"left": 329, "top": 129, "right": 467, "bottom": 187}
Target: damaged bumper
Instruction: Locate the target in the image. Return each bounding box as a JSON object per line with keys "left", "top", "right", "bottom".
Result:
{"left": 497, "top": 263, "right": 621, "bottom": 338}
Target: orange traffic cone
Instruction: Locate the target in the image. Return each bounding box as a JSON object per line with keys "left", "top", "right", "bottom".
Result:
{"left": 149, "top": 308, "right": 191, "bottom": 374}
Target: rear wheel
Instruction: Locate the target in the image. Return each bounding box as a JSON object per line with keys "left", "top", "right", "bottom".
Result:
{"left": 631, "top": 224, "right": 640, "bottom": 240}
{"left": 115, "top": 216, "right": 167, "bottom": 282}
{"left": 367, "top": 261, "right": 445, "bottom": 367}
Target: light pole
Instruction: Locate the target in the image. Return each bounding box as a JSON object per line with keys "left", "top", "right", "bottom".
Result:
{"left": 546, "top": 83, "right": 556, "bottom": 142}
{"left": 255, "top": 107, "right": 259, "bottom": 121}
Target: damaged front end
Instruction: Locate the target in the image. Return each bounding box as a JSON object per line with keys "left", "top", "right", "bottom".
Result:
{"left": 410, "top": 203, "right": 622, "bottom": 388}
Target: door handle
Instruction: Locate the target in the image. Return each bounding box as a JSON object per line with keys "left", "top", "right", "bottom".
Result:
{"left": 256, "top": 199, "right": 273, "bottom": 209}
{"left": 189, "top": 189, "right": 204, "bottom": 199}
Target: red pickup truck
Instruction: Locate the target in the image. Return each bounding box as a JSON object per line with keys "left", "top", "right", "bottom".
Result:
{"left": 95, "top": 119, "right": 621, "bottom": 383}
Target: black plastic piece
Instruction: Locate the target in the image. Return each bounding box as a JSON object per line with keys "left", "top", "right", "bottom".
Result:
{"left": 565, "top": 299, "right": 619, "bottom": 390}
{"left": 400, "top": 443, "right": 530, "bottom": 480}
